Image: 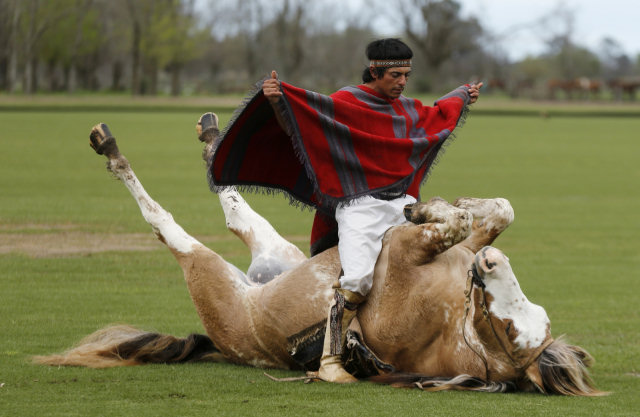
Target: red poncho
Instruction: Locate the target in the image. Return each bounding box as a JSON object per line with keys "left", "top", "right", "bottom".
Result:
{"left": 209, "top": 81, "right": 470, "bottom": 254}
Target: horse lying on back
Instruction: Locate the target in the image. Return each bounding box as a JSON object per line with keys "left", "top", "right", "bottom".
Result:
{"left": 36, "top": 115, "right": 605, "bottom": 396}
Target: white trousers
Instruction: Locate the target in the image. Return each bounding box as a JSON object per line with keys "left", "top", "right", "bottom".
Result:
{"left": 336, "top": 194, "right": 417, "bottom": 296}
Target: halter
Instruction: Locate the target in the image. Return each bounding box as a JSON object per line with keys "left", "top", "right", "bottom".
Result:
{"left": 462, "top": 264, "right": 554, "bottom": 381}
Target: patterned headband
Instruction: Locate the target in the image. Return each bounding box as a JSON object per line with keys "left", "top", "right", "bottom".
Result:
{"left": 369, "top": 59, "right": 412, "bottom": 68}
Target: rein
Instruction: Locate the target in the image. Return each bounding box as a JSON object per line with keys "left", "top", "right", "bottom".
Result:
{"left": 462, "top": 264, "right": 554, "bottom": 381}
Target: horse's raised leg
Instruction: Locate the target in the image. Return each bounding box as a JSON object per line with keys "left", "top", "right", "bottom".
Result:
{"left": 399, "top": 197, "right": 473, "bottom": 263}
{"left": 88, "top": 123, "right": 280, "bottom": 366}
{"left": 453, "top": 197, "right": 514, "bottom": 253}
{"left": 197, "top": 113, "right": 307, "bottom": 284}
{"left": 90, "top": 123, "right": 204, "bottom": 258}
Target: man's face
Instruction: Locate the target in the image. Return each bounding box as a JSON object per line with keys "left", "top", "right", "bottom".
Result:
{"left": 370, "top": 66, "right": 412, "bottom": 99}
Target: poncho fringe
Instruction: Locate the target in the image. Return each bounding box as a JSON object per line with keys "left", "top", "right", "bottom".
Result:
{"left": 208, "top": 80, "right": 470, "bottom": 213}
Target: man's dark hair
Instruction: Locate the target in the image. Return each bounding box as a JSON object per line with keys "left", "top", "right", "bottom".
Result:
{"left": 362, "top": 38, "right": 413, "bottom": 83}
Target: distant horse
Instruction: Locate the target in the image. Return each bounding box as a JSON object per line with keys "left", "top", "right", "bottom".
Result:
{"left": 36, "top": 114, "right": 604, "bottom": 395}
{"left": 548, "top": 78, "right": 601, "bottom": 100}
{"left": 608, "top": 77, "right": 640, "bottom": 101}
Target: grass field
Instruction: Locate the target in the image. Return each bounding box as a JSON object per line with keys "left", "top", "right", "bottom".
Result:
{"left": 1, "top": 98, "right": 639, "bottom": 416}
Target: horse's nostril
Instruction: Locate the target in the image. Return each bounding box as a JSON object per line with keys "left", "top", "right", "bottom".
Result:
{"left": 403, "top": 204, "right": 414, "bottom": 221}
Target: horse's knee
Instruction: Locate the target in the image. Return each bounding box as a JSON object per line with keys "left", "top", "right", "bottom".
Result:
{"left": 454, "top": 198, "right": 513, "bottom": 251}
{"left": 395, "top": 203, "right": 471, "bottom": 263}
{"left": 454, "top": 197, "right": 514, "bottom": 232}
{"left": 407, "top": 198, "right": 472, "bottom": 240}
{"left": 405, "top": 197, "right": 449, "bottom": 224}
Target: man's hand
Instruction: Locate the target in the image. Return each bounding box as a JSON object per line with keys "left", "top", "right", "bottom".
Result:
{"left": 263, "top": 70, "right": 282, "bottom": 104}
{"left": 468, "top": 82, "right": 483, "bottom": 104}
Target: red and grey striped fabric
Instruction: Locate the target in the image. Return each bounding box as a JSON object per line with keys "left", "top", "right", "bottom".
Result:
{"left": 209, "top": 81, "right": 470, "bottom": 216}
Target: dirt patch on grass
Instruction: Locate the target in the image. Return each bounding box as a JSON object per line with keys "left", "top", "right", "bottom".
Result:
{"left": 0, "top": 224, "right": 308, "bottom": 258}
{"left": 0, "top": 231, "right": 164, "bottom": 258}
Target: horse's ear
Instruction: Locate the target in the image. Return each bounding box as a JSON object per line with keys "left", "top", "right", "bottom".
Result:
{"left": 524, "top": 362, "right": 545, "bottom": 393}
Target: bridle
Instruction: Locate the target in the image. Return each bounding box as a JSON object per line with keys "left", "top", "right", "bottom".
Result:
{"left": 462, "top": 263, "right": 554, "bottom": 381}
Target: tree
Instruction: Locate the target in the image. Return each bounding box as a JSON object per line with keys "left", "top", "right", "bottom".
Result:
{"left": 15, "top": 0, "right": 78, "bottom": 93}
{"left": 124, "top": 0, "right": 149, "bottom": 95}
{"left": 598, "top": 37, "right": 633, "bottom": 79}
{"left": 37, "top": 0, "right": 101, "bottom": 92}
{"left": 273, "top": 0, "right": 306, "bottom": 80}
{"left": 0, "top": 0, "right": 20, "bottom": 91}
{"left": 396, "top": 0, "right": 483, "bottom": 90}
{"left": 146, "top": 0, "right": 204, "bottom": 96}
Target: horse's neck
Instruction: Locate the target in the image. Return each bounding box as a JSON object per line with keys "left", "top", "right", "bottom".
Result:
{"left": 359, "top": 244, "right": 478, "bottom": 373}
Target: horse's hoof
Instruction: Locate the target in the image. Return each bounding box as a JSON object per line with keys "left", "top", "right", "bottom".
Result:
{"left": 89, "top": 123, "right": 118, "bottom": 157}
{"left": 196, "top": 112, "right": 219, "bottom": 144}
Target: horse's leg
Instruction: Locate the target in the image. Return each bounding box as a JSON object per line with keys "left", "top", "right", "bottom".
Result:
{"left": 399, "top": 197, "right": 473, "bottom": 263}
{"left": 88, "top": 123, "right": 286, "bottom": 367}
{"left": 89, "top": 124, "right": 202, "bottom": 256}
{"left": 453, "top": 197, "right": 514, "bottom": 253}
{"left": 196, "top": 113, "right": 307, "bottom": 284}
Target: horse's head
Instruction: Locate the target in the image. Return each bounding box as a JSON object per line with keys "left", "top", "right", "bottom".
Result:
{"left": 469, "top": 246, "right": 605, "bottom": 396}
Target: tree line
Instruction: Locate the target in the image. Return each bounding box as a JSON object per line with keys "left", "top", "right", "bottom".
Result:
{"left": 1, "top": 0, "right": 638, "bottom": 97}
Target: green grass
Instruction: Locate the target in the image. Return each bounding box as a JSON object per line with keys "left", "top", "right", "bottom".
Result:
{"left": 1, "top": 103, "right": 639, "bottom": 416}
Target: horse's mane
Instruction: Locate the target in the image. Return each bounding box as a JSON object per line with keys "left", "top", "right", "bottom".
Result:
{"left": 370, "top": 337, "right": 608, "bottom": 395}
{"left": 537, "top": 337, "right": 608, "bottom": 396}
{"left": 369, "top": 373, "right": 516, "bottom": 393}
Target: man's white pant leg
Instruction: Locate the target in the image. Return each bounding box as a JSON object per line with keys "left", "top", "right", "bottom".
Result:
{"left": 335, "top": 195, "right": 416, "bottom": 296}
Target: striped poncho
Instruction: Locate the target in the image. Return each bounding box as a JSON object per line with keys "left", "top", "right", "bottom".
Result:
{"left": 209, "top": 81, "right": 471, "bottom": 254}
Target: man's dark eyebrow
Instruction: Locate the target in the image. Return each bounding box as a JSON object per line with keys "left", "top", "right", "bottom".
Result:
{"left": 391, "top": 71, "right": 411, "bottom": 76}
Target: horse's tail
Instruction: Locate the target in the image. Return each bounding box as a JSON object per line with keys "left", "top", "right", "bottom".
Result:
{"left": 370, "top": 373, "right": 516, "bottom": 393}
{"left": 33, "top": 325, "right": 224, "bottom": 368}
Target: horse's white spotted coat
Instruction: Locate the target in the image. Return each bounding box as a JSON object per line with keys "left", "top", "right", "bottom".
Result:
{"left": 476, "top": 247, "right": 550, "bottom": 350}
{"left": 103, "top": 150, "right": 554, "bottom": 378}
{"left": 111, "top": 159, "right": 199, "bottom": 254}
{"left": 414, "top": 198, "right": 472, "bottom": 247}
{"left": 456, "top": 197, "right": 514, "bottom": 234}
{"left": 309, "top": 263, "right": 339, "bottom": 304}
{"left": 219, "top": 188, "right": 303, "bottom": 258}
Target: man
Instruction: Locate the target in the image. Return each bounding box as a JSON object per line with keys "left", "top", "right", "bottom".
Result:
{"left": 210, "top": 38, "right": 481, "bottom": 383}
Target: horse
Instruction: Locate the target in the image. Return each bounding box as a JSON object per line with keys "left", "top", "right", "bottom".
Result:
{"left": 35, "top": 114, "right": 604, "bottom": 396}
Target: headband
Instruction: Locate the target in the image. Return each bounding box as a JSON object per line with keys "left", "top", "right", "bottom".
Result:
{"left": 369, "top": 59, "right": 412, "bottom": 68}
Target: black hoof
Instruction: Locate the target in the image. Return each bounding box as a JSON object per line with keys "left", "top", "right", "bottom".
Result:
{"left": 196, "top": 112, "right": 219, "bottom": 144}
{"left": 89, "top": 123, "right": 119, "bottom": 157}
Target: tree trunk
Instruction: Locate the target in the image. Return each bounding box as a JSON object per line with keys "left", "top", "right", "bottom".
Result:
{"left": 67, "top": 65, "right": 77, "bottom": 93}
{"left": 131, "top": 20, "right": 141, "bottom": 95}
{"left": 46, "top": 59, "right": 57, "bottom": 91}
{"left": 111, "top": 60, "right": 123, "bottom": 91}
{"left": 0, "top": 57, "right": 7, "bottom": 91}
{"left": 29, "top": 57, "right": 39, "bottom": 93}
{"left": 62, "top": 64, "right": 71, "bottom": 91}
{"left": 148, "top": 58, "right": 158, "bottom": 95}
{"left": 170, "top": 63, "right": 181, "bottom": 96}
{"left": 6, "top": 1, "right": 21, "bottom": 93}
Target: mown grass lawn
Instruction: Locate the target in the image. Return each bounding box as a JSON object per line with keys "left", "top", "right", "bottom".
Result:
{"left": 0, "top": 101, "right": 638, "bottom": 416}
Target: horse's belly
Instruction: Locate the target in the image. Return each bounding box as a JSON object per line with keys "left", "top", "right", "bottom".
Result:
{"left": 241, "top": 249, "right": 341, "bottom": 367}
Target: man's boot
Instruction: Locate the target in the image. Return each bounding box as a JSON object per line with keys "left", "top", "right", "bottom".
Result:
{"left": 317, "top": 288, "right": 365, "bottom": 383}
